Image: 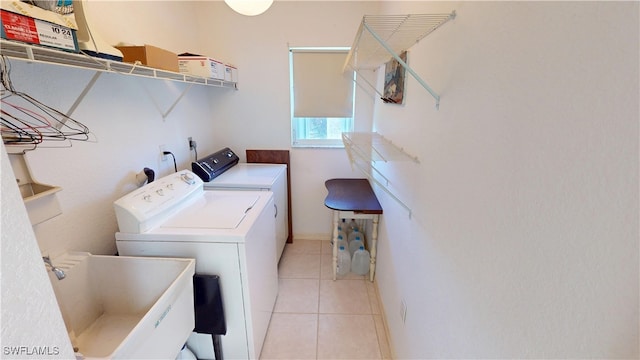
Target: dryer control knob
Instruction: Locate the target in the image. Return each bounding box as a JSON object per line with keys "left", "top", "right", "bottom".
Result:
{"left": 181, "top": 173, "right": 196, "bottom": 185}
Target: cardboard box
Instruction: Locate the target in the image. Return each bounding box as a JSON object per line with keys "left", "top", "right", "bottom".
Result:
{"left": 116, "top": 45, "right": 179, "bottom": 72}
{"left": 178, "top": 54, "right": 224, "bottom": 80}
{"left": 0, "top": 4, "right": 78, "bottom": 52}
{"left": 224, "top": 63, "right": 238, "bottom": 83}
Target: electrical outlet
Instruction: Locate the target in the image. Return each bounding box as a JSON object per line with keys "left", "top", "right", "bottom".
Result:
{"left": 188, "top": 137, "right": 196, "bottom": 150}
{"left": 159, "top": 145, "right": 168, "bottom": 161}
{"left": 400, "top": 298, "right": 407, "bottom": 324}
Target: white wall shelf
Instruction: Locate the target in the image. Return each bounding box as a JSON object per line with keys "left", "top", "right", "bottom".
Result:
{"left": 342, "top": 132, "right": 419, "bottom": 216}
{"left": 0, "top": 39, "right": 237, "bottom": 120}
{"left": 343, "top": 12, "right": 456, "bottom": 109}
{"left": 0, "top": 39, "right": 237, "bottom": 89}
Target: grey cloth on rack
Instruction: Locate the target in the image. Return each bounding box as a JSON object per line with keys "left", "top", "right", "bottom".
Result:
{"left": 21, "top": 0, "right": 73, "bottom": 14}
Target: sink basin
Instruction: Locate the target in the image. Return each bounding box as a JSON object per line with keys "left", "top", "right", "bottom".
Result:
{"left": 47, "top": 252, "right": 195, "bottom": 359}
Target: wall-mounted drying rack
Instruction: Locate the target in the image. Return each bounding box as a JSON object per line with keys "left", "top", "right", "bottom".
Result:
{"left": 343, "top": 12, "right": 456, "bottom": 110}
{"left": 0, "top": 39, "right": 237, "bottom": 119}
{"left": 342, "top": 132, "right": 419, "bottom": 217}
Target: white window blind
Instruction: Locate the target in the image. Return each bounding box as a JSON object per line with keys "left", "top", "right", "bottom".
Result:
{"left": 291, "top": 49, "right": 354, "bottom": 118}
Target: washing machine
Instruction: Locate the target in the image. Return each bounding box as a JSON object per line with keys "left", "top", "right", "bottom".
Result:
{"left": 192, "top": 148, "right": 288, "bottom": 261}
{"left": 114, "top": 170, "right": 278, "bottom": 360}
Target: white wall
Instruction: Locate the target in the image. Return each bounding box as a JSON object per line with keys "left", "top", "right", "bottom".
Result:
{"left": 191, "top": 1, "right": 379, "bottom": 238}
{"left": 370, "top": 1, "right": 639, "bottom": 358}
{"left": 16, "top": 65, "right": 215, "bottom": 255}
{"left": 80, "top": 0, "right": 202, "bottom": 55}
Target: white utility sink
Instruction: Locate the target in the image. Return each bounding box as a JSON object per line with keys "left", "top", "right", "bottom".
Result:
{"left": 47, "top": 252, "right": 195, "bottom": 359}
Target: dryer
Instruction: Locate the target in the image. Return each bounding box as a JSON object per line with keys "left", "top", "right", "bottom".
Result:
{"left": 114, "top": 170, "right": 278, "bottom": 360}
{"left": 192, "top": 148, "right": 288, "bottom": 261}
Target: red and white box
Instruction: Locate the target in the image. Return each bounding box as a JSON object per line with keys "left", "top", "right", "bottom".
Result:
{"left": 224, "top": 63, "right": 238, "bottom": 83}
{"left": 178, "top": 54, "right": 224, "bottom": 80}
{"left": 0, "top": 1, "right": 78, "bottom": 52}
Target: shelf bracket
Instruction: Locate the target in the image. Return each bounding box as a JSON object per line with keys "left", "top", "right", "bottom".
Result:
{"left": 140, "top": 80, "right": 194, "bottom": 120}
{"left": 160, "top": 82, "right": 194, "bottom": 120}
{"left": 65, "top": 71, "right": 101, "bottom": 119}
{"left": 351, "top": 68, "right": 384, "bottom": 99}
{"left": 362, "top": 22, "right": 442, "bottom": 110}
{"left": 56, "top": 71, "right": 102, "bottom": 130}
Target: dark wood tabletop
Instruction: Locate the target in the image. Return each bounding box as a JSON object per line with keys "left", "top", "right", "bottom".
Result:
{"left": 324, "top": 178, "right": 383, "bottom": 214}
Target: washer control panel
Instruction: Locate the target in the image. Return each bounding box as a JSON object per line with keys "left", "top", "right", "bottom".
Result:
{"left": 114, "top": 170, "right": 204, "bottom": 233}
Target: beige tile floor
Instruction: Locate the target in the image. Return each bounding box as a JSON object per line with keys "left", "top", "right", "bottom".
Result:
{"left": 260, "top": 239, "right": 392, "bottom": 360}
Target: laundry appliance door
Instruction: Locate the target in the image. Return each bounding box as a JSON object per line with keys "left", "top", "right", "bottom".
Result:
{"left": 203, "top": 164, "right": 288, "bottom": 260}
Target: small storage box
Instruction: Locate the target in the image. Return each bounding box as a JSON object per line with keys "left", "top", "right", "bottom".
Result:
{"left": 0, "top": 8, "right": 78, "bottom": 52}
{"left": 178, "top": 55, "right": 225, "bottom": 80}
{"left": 116, "top": 44, "right": 179, "bottom": 72}
{"left": 224, "top": 63, "right": 238, "bottom": 82}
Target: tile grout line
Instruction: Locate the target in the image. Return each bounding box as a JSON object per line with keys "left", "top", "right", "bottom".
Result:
{"left": 273, "top": 240, "right": 387, "bottom": 359}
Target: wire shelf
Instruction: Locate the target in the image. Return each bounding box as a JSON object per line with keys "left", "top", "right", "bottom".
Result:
{"left": 0, "top": 39, "right": 237, "bottom": 89}
{"left": 345, "top": 13, "right": 455, "bottom": 71}
{"left": 343, "top": 12, "right": 455, "bottom": 109}
{"left": 342, "top": 132, "right": 419, "bottom": 216}
{"left": 342, "top": 132, "right": 419, "bottom": 163}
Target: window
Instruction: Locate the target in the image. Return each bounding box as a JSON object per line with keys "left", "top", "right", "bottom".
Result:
{"left": 290, "top": 47, "right": 355, "bottom": 147}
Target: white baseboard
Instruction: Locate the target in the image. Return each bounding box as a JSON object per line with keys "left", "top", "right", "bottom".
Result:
{"left": 292, "top": 233, "right": 331, "bottom": 241}
{"left": 372, "top": 278, "right": 395, "bottom": 359}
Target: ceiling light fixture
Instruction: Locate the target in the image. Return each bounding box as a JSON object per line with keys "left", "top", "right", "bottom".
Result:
{"left": 224, "top": 0, "right": 273, "bottom": 16}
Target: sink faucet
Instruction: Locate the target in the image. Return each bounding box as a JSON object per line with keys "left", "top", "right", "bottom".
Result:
{"left": 43, "top": 256, "right": 66, "bottom": 280}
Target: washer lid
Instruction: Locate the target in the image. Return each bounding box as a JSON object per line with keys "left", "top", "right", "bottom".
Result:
{"left": 161, "top": 192, "right": 260, "bottom": 229}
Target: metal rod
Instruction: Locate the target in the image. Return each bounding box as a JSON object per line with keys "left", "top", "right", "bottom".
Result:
{"left": 61, "top": 71, "right": 102, "bottom": 128}
{"left": 25, "top": 47, "right": 34, "bottom": 61}
{"left": 367, "top": 159, "right": 391, "bottom": 185}
{"left": 343, "top": 20, "right": 366, "bottom": 72}
{"left": 351, "top": 160, "right": 412, "bottom": 218}
{"left": 352, "top": 68, "right": 384, "bottom": 98}
{"left": 363, "top": 22, "right": 441, "bottom": 107}
{"left": 162, "top": 83, "right": 194, "bottom": 119}
{"left": 378, "top": 134, "right": 420, "bottom": 163}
